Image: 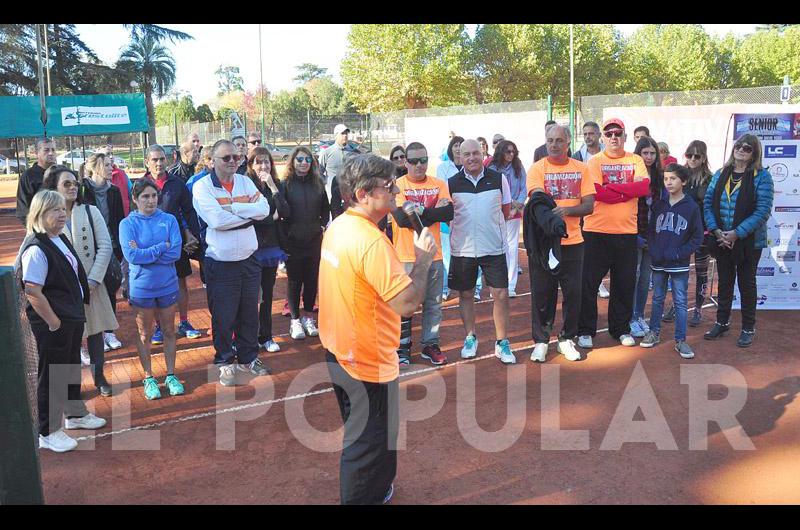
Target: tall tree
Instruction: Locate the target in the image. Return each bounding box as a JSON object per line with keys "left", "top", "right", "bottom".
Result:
{"left": 734, "top": 26, "right": 800, "bottom": 86}
{"left": 155, "top": 94, "right": 198, "bottom": 126}
{"left": 294, "top": 63, "right": 328, "bottom": 84}
{"left": 123, "top": 24, "right": 193, "bottom": 44}
{"left": 305, "top": 77, "right": 353, "bottom": 115}
{"left": 195, "top": 104, "right": 215, "bottom": 123}
{"left": 216, "top": 65, "right": 244, "bottom": 96}
{"left": 117, "top": 33, "right": 177, "bottom": 142}
{"left": 341, "top": 24, "right": 472, "bottom": 112}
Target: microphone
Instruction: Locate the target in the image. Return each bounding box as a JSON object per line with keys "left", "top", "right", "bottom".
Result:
{"left": 401, "top": 201, "right": 424, "bottom": 235}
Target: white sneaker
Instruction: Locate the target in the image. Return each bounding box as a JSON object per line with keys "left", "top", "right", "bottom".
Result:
{"left": 638, "top": 317, "right": 650, "bottom": 334}
{"left": 261, "top": 340, "right": 281, "bottom": 353}
{"left": 598, "top": 283, "right": 610, "bottom": 299}
{"left": 290, "top": 319, "right": 306, "bottom": 340}
{"left": 219, "top": 364, "right": 237, "bottom": 386}
{"left": 577, "top": 335, "right": 593, "bottom": 348}
{"left": 558, "top": 339, "right": 581, "bottom": 361}
{"left": 39, "top": 430, "right": 78, "bottom": 453}
{"left": 473, "top": 290, "right": 481, "bottom": 301}
{"left": 301, "top": 316, "right": 319, "bottom": 337}
{"left": 461, "top": 334, "right": 478, "bottom": 359}
{"left": 619, "top": 334, "right": 636, "bottom": 347}
{"left": 80, "top": 347, "right": 90, "bottom": 366}
{"left": 508, "top": 290, "right": 518, "bottom": 298}
{"left": 494, "top": 339, "right": 516, "bottom": 364}
{"left": 65, "top": 413, "right": 107, "bottom": 430}
{"left": 530, "top": 343, "right": 548, "bottom": 363}
{"left": 104, "top": 332, "right": 122, "bottom": 350}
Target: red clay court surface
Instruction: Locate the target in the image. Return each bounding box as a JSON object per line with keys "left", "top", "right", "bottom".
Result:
{"left": 2, "top": 209, "right": 800, "bottom": 505}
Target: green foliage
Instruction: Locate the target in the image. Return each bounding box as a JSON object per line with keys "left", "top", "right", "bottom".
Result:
{"left": 155, "top": 95, "right": 199, "bottom": 126}
{"left": 216, "top": 65, "right": 244, "bottom": 96}
{"left": 341, "top": 24, "right": 473, "bottom": 112}
{"left": 196, "top": 104, "right": 214, "bottom": 122}
{"left": 305, "top": 77, "right": 353, "bottom": 115}
{"left": 733, "top": 27, "right": 800, "bottom": 86}
{"left": 270, "top": 88, "right": 311, "bottom": 119}
{"left": 294, "top": 63, "right": 328, "bottom": 84}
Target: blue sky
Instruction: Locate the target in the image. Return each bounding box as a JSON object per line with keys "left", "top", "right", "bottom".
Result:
{"left": 74, "top": 24, "right": 759, "bottom": 107}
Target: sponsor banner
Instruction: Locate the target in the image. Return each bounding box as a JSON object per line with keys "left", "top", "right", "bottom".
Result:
{"left": 61, "top": 106, "right": 131, "bottom": 127}
{"left": 734, "top": 113, "right": 799, "bottom": 140}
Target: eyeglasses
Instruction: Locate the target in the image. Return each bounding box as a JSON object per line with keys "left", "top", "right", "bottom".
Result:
{"left": 603, "top": 130, "right": 624, "bottom": 138}
{"left": 734, "top": 144, "right": 754, "bottom": 154}
{"left": 61, "top": 180, "right": 78, "bottom": 188}
{"left": 248, "top": 140, "right": 262, "bottom": 145}
{"left": 391, "top": 154, "right": 406, "bottom": 161}
{"left": 295, "top": 156, "right": 313, "bottom": 163}
{"left": 216, "top": 154, "right": 242, "bottom": 163}
{"left": 685, "top": 153, "right": 702, "bottom": 160}
{"left": 407, "top": 157, "right": 428, "bottom": 165}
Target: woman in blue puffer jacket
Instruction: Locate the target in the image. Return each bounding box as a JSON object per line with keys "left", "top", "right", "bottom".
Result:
{"left": 703, "top": 134, "right": 774, "bottom": 348}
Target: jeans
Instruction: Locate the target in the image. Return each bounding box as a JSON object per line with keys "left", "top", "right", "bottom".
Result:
{"left": 205, "top": 256, "right": 261, "bottom": 366}
{"left": 632, "top": 247, "right": 652, "bottom": 321}
{"left": 715, "top": 247, "right": 762, "bottom": 331}
{"left": 530, "top": 243, "right": 584, "bottom": 343}
{"left": 441, "top": 229, "right": 450, "bottom": 293}
{"left": 650, "top": 271, "right": 689, "bottom": 341}
{"left": 399, "top": 260, "right": 444, "bottom": 349}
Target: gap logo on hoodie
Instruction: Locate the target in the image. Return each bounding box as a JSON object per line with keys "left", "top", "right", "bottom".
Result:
{"left": 654, "top": 211, "right": 689, "bottom": 236}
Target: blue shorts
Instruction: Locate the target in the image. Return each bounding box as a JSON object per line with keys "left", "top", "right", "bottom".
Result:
{"left": 129, "top": 290, "right": 179, "bottom": 309}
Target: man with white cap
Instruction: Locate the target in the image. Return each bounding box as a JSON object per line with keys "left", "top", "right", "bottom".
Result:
{"left": 320, "top": 123, "right": 355, "bottom": 200}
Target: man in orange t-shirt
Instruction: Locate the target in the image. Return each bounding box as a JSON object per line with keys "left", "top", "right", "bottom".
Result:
{"left": 526, "top": 125, "right": 595, "bottom": 363}
{"left": 391, "top": 142, "right": 453, "bottom": 367}
{"left": 319, "top": 154, "right": 437, "bottom": 505}
{"left": 577, "top": 118, "right": 650, "bottom": 349}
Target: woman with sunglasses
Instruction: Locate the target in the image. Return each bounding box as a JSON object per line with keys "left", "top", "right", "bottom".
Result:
{"left": 489, "top": 139, "right": 527, "bottom": 296}
{"left": 436, "top": 135, "right": 464, "bottom": 299}
{"left": 283, "top": 147, "right": 330, "bottom": 341}
{"left": 246, "top": 147, "right": 289, "bottom": 353}
{"left": 390, "top": 145, "right": 408, "bottom": 178}
{"left": 629, "top": 137, "right": 665, "bottom": 338}
{"left": 703, "top": 134, "right": 774, "bottom": 348}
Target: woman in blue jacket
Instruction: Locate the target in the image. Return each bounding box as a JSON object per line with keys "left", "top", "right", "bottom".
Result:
{"left": 120, "top": 179, "right": 184, "bottom": 399}
{"left": 703, "top": 134, "right": 774, "bottom": 348}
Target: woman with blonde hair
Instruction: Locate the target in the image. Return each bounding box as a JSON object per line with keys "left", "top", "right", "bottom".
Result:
{"left": 16, "top": 190, "right": 106, "bottom": 452}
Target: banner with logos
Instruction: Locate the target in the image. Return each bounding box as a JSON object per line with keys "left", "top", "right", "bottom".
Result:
{"left": 733, "top": 113, "right": 800, "bottom": 309}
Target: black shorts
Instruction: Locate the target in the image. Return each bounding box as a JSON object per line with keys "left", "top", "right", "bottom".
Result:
{"left": 448, "top": 254, "right": 508, "bottom": 292}
{"left": 175, "top": 250, "right": 193, "bottom": 278}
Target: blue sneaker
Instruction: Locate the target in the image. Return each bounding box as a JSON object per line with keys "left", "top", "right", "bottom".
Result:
{"left": 494, "top": 338, "right": 516, "bottom": 364}
{"left": 164, "top": 375, "right": 185, "bottom": 396}
{"left": 630, "top": 319, "right": 646, "bottom": 338}
{"left": 143, "top": 377, "right": 161, "bottom": 400}
{"left": 177, "top": 320, "right": 202, "bottom": 339}
{"left": 151, "top": 325, "right": 163, "bottom": 345}
{"left": 461, "top": 334, "right": 478, "bottom": 359}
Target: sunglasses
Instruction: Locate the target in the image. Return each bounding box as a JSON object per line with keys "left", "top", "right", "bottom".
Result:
{"left": 734, "top": 144, "right": 754, "bottom": 154}
{"left": 603, "top": 130, "right": 624, "bottom": 138}
{"left": 685, "top": 153, "right": 702, "bottom": 160}
{"left": 216, "top": 154, "right": 242, "bottom": 163}
{"left": 295, "top": 156, "right": 313, "bottom": 163}
{"left": 391, "top": 154, "right": 406, "bottom": 161}
{"left": 407, "top": 157, "right": 428, "bottom": 165}
{"left": 248, "top": 140, "right": 262, "bottom": 145}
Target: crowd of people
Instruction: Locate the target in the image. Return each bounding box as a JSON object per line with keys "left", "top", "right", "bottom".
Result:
{"left": 14, "top": 119, "right": 775, "bottom": 501}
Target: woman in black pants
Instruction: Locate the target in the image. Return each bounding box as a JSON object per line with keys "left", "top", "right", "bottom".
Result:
{"left": 246, "top": 146, "right": 289, "bottom": 352}
{"left": 16, "top": 190, "right": 106, "bottom": 453}
{"left": 283, "top": 146, "right": 330, "bottom": 341}
{"left": 703, "top": 134, "right": 774, "bottom": 348}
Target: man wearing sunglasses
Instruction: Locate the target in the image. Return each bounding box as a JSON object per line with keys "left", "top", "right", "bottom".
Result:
{"left": 577, "top": 118, "right": 650, "bottom": 350}
{"left": 320, "top": 123, "right": 355, "bottom": 200}
{"left": 246, "top": 131, "right": 262, "bottom": 157}
{"left": 390, "top": 142, "right": 454, "bottom": 367}
{"left": 232, "top": 135, "right": 249, "bottom": 175}
{"left": 192, "top": 139, "right": 272, "bottom": 385}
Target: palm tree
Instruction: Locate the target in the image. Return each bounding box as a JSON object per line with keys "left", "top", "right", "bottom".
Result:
{"left": 117, "top": 33, "right": 176, "bottom": 143}
{"left": 123, "top": 24, "right": 193, "bottom": 44}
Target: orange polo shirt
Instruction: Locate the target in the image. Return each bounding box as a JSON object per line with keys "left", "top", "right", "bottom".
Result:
{"left": 582, "top": 151, "right": 648, "bottom": 235}
{"left": 392, "top": 174, "right": 451, "bottom": 262}
{"left": 526, "top": 157, "right": 595, "bottom": 246}
{"left": 318, "top": 208, "right": 412, "bottom": 383}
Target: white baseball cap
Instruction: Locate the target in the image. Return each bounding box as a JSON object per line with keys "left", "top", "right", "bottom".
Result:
{"left": 334, "top": 124, "right": 350, "bottom": 136}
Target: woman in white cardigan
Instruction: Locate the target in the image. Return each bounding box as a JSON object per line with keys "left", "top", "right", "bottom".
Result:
{"left": 43, "top": 165, "right": 118, "bottom": 396}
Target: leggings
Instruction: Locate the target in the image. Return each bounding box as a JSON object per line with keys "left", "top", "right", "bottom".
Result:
{"left": 286, "top": 254, "right": 320, "bottom": 319}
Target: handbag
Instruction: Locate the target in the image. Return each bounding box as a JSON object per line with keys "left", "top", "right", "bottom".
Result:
{"left": 86, "top": 205, "right": 123, "bottom": 294}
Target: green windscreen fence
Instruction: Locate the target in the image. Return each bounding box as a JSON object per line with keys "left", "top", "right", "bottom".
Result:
{"left": 0, "top": 93, "right": 149, "bottom": 138}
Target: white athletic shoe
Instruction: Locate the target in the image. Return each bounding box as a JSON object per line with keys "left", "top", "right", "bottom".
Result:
{"left": 65, "top": 413, "right": 107, "bottom": 430}
{"left": 558, "top": 339, "right": 581, "bottom": 361}
{"left": 461, "top": 334, "right": 478, "bottom": 359}
{"left": 577, "top": 335, "right": 593, "bottom": 349}
{"left": 80, "top": 347, "right": 90, "bottom": 366}
{"left": 290, "top": 319, "right": 306, "bottom": 340}
{"left": 619, "top": 334, "right": 637, "bottom": 347}
{"left": 494, "top": 339, "right": 516, "bottom": 364}
{"left": 260, "top": 340, "right": 281, "bottom": 353}
{"left": 598, "top": 284, "right": 610, "bottom": 299}
{"left": 39, "top": 430, "right": 78, "bottom": 453}
{"left": 104, "top": 332, "right": 122, "bottom": 350}
{"left": 301, "top": 316, "right": 319, "bottom": 337}
{"left": 530, "top": 343, "right": 548, "bottom": 363}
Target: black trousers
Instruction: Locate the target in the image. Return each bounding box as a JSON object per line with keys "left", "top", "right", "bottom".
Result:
{"left": 715, "top": 247, "right": 762, "bottom": 331}
{"left": 30, "top": 320, "right": 89, "bottom": 436}
{"left": 326, "top": 351, "right": 398, "bottom": 505}
{"left": 286, "top": 254, "right": 320, "bottom": 319}
{"left": 86, "top": 332, "right": 109, "bottom": 387}
{"left": 530, "top": 243, "right": 584, "bottom": 343}
{"left": 258, "top": 265, "right": 278, "bottom": 343}
{"left": 578, "top": 232, "right": 638, "bottom": 339}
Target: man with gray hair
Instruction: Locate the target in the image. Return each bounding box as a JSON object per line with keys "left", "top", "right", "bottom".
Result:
{"left": 572, "top": 121, "right": 604, "bottom": 162}
{"left": 16, "top": 137, "right": 57, "bottom": 224}
{"left": 319, "top": 153, "right": 437, "bottom": 504}
{"left": 232, "top": 135, "right": 248, "bottom": 175}
{"left": 192, "top": 139, "right": 272, "bottom": 385}
{"left": 169, "top": 141, "right": 200, "bottom": 183}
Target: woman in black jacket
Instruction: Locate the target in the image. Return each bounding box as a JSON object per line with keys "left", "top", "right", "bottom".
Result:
{"left": 283, "top": 146, "right": 330, "bottom": 341}
{"left": 247, "top": 147, "right": 290, "bottom": 352}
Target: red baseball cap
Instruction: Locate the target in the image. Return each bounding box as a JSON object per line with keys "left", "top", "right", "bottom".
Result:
{"left": 602, "top": 118, "right": 625, "bottom": 130}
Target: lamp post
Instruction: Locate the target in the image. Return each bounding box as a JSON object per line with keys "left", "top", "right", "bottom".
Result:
{"left": 258, "top": 25, "right": 266, "bottom": 136}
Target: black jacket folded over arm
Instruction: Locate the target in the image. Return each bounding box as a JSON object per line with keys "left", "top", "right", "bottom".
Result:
{"left": 522, "top": 191, "right": 568, "bottom": 276}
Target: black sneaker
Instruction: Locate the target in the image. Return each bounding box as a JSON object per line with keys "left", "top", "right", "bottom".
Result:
{"left": 383, "top": 483, "right": 394, "bottom": 504}
{"left": 704, "top": 322, "right": 730, "bottom": 340}
{"left": 689, "top": 309, "right": 702, "bottom": 327}
{"left": 662, "top": 305, "right": 676, "bottom": 323}
{"left": 737, "top": 330, "right": 755, "bottom": 348}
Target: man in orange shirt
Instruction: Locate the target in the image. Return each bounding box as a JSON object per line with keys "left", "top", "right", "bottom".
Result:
{"left": 319, "top": 154, "right": 437, "bottom": 505}
{"left": 391, "top": 142, "right": 454, "bottom": 367}
{"left": 526, "top": 125, "right": 595, "bottom": 362}
{"left": 577, "top": 118, "right": 650, "bottom": 349}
